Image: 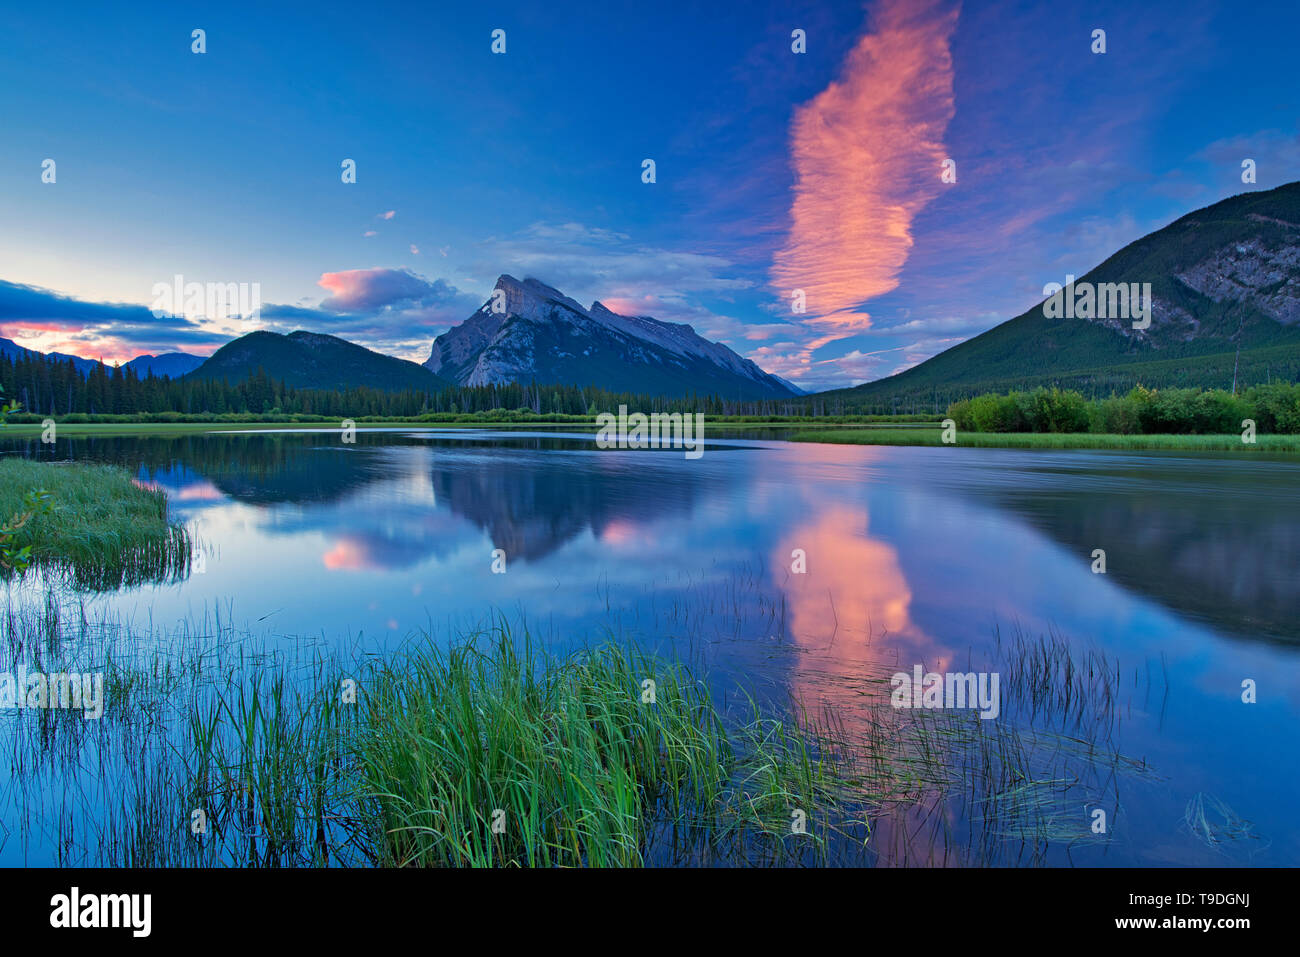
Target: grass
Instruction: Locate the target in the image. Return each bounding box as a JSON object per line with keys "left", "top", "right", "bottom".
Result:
{"left": 0, "top": 457, "right": 191, "bottom": 588}
{"left": 0, "top": 417, "right": 934, "bottom": 438}
{"left": 0, "top": 583, "right": 1158, "bottom": 867}
{"left": 789, "top": 427, "right": 1300, "bottom": 452}
{"left": 10, "top": 418, "right": 1300, "bottom": 453}
{"left": 353, "top": 629, "right": 846, "bottom": 866}
{"left": 0, "top": 600, "right": 859, "bottom": 867}
{"left": 1182, "top": 792, "right": 1269, "bottom": 859}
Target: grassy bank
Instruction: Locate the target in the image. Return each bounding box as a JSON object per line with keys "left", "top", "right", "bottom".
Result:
{"left": 789, "top": 427, "right": 1300, "bottom": 452}
{"left": 0, "top": 457, "right": 191, "bottom": 588}
{"left": 6, "top": 417, "right": 1298, "bottom": 452}
{"left": 0, "top": 412, "right": 933, "bottom": 437}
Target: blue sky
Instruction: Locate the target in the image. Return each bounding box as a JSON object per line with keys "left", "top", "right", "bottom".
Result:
{"left": 1, "top": 0, "right": 1297, "bottom": 390}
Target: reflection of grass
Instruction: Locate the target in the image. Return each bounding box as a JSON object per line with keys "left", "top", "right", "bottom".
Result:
{"left": 0, "top": 458, "right": 190, "bottom": 589}
{"left": 789, "top": 427, "right": 1300, "bottom": 452}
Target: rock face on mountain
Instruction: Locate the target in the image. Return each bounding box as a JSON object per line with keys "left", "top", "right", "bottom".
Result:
{"left": 423, "top": 276, "right": 795, "bottom": 398}
{"left": 831, "top": 182, "right": 1300, "bottom": 405}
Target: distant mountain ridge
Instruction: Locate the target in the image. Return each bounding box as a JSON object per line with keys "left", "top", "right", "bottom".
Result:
{"left": 124, "top": 353, "right": 205, "bottom": 378}
{"left": 827, "top": 182, "right": 1300, "bottom": 406}
{"left": 424, "top": 275, "right": 796, "bottom": 399}
{"left": 1, "top": 336, "right": 106, "bottom": 375}
{"left": 189, "top": 330, "right": 448, "bottom": 392}
{"left": 1, "top": 336, "right": 204, "bottom": 379}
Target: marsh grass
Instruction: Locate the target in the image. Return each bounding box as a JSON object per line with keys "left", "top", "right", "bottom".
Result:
{"left": 0, "top": 457, "right": 191, "bottom": 588}
{"left": 353, "top": 631, "right": 855, "bottom": 866}
{"left": 0, "top": 586, "right": 1160, "bottom": 868}
{"left": 1182, "top": 792, "right": 1269, "bottom": 860}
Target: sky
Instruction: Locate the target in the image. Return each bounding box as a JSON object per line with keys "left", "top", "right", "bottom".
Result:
{"left": 1, "top": 0, "right": 1297, "bottom": 391}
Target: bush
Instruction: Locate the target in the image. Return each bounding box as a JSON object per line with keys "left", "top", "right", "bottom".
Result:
{"left": 965, "top": 393, "right": 1026, "bottom": 432}
{"left": 953, "top": 382, "right": 1300, "bottom": 435}
{"left": 1015, "top": 387, "right": 1090, "bottom": 432}
{"left": 1245, "top": 382, "right": 1300, "bottom": 433}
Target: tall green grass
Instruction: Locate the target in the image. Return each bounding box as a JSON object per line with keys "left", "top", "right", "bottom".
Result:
{"left": 0, "top": 457, "right": 191, "bottom": 588}
{"left": 0, "top": 584, "right": 1162, "bottom": 867}
{"left": 354, "top": 631, "right": 846, "bottom": 866}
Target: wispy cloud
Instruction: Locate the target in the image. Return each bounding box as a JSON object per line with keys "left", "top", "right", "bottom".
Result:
{"left": 772, "top": 0, "right": 959, "bottom": 342}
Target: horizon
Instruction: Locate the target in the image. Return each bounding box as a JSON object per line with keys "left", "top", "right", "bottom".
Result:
{"left": 2, "top": 0, "right": 1298, "bottom": 391}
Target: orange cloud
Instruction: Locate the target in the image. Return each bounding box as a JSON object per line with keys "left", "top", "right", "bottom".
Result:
{"left": 324, "top": 539, "right": 370, "bottom": 570}
{"left": 772, "top": 0, "right": 959, "bottom": 341}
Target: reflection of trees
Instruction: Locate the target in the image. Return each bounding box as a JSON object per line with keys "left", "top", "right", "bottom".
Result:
{"left": 12, "top": 432, "right": 374, "bottom": 503}
{"left": 965, "top": 465, "right": 1300, "bottom": 645}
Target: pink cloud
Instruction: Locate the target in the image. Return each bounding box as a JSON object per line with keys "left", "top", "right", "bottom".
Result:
{"left": 771, "top": 0, "right": 959, "bottom": 343}
{"left": 316, "top": 267, "right": 444, "bottom": 312}
{"left": 599, "top": 296, "right": 660, "bottom": 316}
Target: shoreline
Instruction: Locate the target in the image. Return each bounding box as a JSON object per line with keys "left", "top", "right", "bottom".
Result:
{"left": 3, "top": 418, "right": 1299, "bottom": 452}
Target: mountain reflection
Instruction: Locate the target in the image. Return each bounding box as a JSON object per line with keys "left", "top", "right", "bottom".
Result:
{"left": 10, "top": 432, "right": 1295, "bottom": 648}
{"left": 142, "top": 432, "right": 729, "bottom": 571}
{"left": 426, "top": 443, "right": 718, "bottom": 563}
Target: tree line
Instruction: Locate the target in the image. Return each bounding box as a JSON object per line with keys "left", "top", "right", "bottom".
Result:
{"left": 0, "top": 349, "right": 820, "bottom": 420}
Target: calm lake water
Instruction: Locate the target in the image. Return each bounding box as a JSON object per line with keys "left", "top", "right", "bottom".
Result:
{"left": 3, "top": 428, "right": 1297, "bottom": 866}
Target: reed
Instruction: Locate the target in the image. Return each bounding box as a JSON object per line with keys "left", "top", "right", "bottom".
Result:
{"left": 0, "top": 457, "right": 191, "bottom": 588}
{"left": 0, "top": 589, "right": 1157, "bottom": 868}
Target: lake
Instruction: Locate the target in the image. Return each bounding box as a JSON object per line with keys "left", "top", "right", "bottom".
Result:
{"left": 2, "top": 428, "right": 1296, "bottom": 866}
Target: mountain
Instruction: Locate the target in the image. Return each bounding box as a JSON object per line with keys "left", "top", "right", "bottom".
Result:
{"left": 828, "top": 182, "right": 1300, "bottom": 407}
{"left": 125, "top": 352, "right": 205, "bottom": 378}
{"left": 423, "top": 275, "right": 796, "bottom": 399}
{"left": 1, "top": 336, "right": 104, "bottom": 375}
{"left": 771, "top": 374, "right": 808, "bottom": 396}
{"left": 190, "top": 330, "right": 448, "bottom": 392}
{"left": 1, "top": 337, "right": 204, "bottom": 380}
